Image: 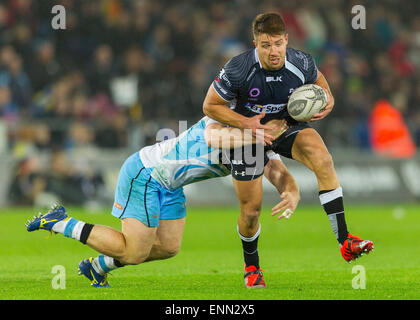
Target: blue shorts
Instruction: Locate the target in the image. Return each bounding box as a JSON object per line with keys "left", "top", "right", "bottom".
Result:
{"left": 111, "top": 152, "right": 186, "bottom": 227}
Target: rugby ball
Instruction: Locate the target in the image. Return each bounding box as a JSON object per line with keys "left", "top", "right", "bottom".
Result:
{"left": 287, "top": 84, "right": 327, "bottom": 122}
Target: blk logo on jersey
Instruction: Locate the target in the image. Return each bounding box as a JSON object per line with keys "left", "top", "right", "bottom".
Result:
{"left": 266, "top": 76, "right": 282, "bottom": 82}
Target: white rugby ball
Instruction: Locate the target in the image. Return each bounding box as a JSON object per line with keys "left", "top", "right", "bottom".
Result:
{"left": 287, "top": 84, "right": 327, "bottom": 122}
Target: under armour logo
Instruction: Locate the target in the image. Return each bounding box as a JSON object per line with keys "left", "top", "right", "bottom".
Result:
{"left": 234, "top": 170, "right": 246, "bottom": 176}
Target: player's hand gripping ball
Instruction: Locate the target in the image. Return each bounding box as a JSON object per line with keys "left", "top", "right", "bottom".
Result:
{"left": 287, "top": 84, "right": 327, "bottom": 122}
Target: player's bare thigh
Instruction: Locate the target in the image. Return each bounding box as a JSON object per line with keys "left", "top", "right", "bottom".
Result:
{"left": 119, "top": 217, "right": 158, "bottom": 265}
{"left": 291, "top": 128, "right": 329, "bottom": 166}
{"left": 291, "top": 127, "right": 339, "bottom": 188}
{"left": 233, "top": 176, "right": 263, "bottom": 204}
{"left": 146, "top": 217, "right": 186, "bottom": 261}
{"left": 118, "top": 215, "right": 185, "bottom": 264}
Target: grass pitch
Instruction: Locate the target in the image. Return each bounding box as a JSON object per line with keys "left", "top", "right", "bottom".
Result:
{"left": 0, "top": 204, "right": 419, "bottom": 300}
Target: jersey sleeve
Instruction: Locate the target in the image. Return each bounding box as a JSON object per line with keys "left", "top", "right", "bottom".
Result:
{"left": 303, "top": 52, "right": 318, "bottom": 84}
{"left": 287, "top": 49, "right": 319, "bottom": 84}
{"left": 212, "top": 64, "right": 239, "bottom": 101}
{"left": 212, "top": 51, "right": 254, "bottom": 101}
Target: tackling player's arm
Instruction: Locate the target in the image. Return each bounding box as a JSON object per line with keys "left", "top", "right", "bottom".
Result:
{"left": 202, "top": 84, "right": 274, "bottom": 145}
{"left": 204, "top": 121, "right": 256, "bottom": 149}
{"left": 264, "top": 156, "right": 300, "bottom": 220}
{"left": 204, "top": 119, "right": 288, "bottom": 149}
{"left": 310, "top": 70, "right": 334, "bottom": 122}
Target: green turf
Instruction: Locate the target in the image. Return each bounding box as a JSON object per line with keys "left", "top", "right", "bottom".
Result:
{"left": 0, "top": 204, "right": 419, "bottom": 300}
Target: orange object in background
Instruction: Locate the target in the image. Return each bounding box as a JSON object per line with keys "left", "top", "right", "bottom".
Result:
{"left": 368, "top": 99, "right": 416, "bottom": 158}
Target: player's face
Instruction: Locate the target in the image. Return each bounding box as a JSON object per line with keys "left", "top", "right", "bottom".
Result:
{"left": 254, "top": 33, "right": 288, "bottom": 70}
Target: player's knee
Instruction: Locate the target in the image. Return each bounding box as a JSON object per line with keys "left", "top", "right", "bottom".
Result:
{"left": 161, "top": 245, "right": 180, "bottom": 259}
{"left": 312, "top": 151, "right": 334, "bottom": 172}
{"left": 240, "top": 201, "right": 261, "bottom": 225}
{"left": 299, "top": 143, "right": 333, "bottom": 171}
{"left": 155, "top": 239, "right": 181, "bottom": 259}
{"left": 241, "top": 200, "right": 261, "bottom": 214}
{"left": 121, "top": 251, "right": 149, "bottom": 265}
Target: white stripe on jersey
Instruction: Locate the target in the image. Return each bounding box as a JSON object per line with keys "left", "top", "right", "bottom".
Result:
{"left": 285, "top": 59, "right": 305, "bottom": 84}
{"left": 254, "top": 48, "right": 263, "bottom": 68}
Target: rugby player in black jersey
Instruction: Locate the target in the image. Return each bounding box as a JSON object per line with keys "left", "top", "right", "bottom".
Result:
{"left": 203, "top": 13, "right": 373, "bottom": 288}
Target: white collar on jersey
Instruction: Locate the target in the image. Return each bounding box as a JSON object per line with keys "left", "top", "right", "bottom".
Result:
{"left": 254, "top": 48, "right": 263, "bottom": 68}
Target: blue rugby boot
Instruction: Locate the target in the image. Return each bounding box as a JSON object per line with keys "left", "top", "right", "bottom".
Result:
{"left": 78, "top": 257, "right": 110, "bottom": 288}
{"left": 25, "top": 204, "right": 69, "bottom": 232}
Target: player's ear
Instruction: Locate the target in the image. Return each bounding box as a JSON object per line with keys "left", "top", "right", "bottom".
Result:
{"left": 253, "top": 38, "right": 257, "bottom": 48}
{"left": 284, "top": 33, "right": 289, "bottom": 45}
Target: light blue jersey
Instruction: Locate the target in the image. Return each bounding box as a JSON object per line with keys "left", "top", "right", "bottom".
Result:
{"left": 112, "top": 116, "right": 281, "bottom": 226}
{"left": 111, "top": 117, "right": 230, "bottom": 227}
{"left": 139, "top": 117, "right": 231, "bottom": 191}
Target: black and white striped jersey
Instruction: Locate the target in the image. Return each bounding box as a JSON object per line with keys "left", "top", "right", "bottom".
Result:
{"left": 212, "top": 47, "right": 318, "bottom": 124}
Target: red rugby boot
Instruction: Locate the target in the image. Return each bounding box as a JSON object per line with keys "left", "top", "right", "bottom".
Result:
{"left": 341, "top": 233, "right": 374, "bottom": 263}
{"left": 244, "top": 265, "right": 266, "bottom": 288}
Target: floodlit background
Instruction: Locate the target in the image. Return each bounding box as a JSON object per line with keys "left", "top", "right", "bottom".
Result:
{"left": 0, "top": 0, "right": 419, "bottom": 208}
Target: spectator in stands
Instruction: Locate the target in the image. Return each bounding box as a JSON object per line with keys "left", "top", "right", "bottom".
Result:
{"left": 87, "top": 44, "right": 116, "bottom": 96}
{"left": 8, "top": 152, "right": 47, "bottom": 206}
{"left": 45, "top": 149, "right": 87, "bottom": 205}
{"left": 27, "top": 40, "right": 61, "bottom": 93}
{"left": 0, "top": 79, "right": 17, "bottom": 122}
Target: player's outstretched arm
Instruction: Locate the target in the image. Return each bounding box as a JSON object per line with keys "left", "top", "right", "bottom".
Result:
{"left": 264, "top": 158, "right": 300, "bottom": 220}
{"left": 204, "top": 123, "right": 256, "bottom": 149}
{"left": 203, "top": 84, "right": 274, "bottom": 144}
{"left": 310, "top": 70, "right": 334, "bottom": 121}
{"left": 204, "top": 119, "right": 288, "bottom": 149}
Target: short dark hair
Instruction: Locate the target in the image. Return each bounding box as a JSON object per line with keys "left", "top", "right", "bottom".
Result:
{"left": 252, "top": 13, "right": 286, "bottom": 39}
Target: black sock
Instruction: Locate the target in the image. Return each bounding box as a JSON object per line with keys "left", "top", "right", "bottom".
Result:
{"left": 319, "top": 187, "right": 349, "bottom": 245}
{"left": 238, "top": 225, "right": 261, "bottom": 268}
{"left": 113, "top": 258, "right": 124, "bottom": 268}
{"left": 79, "top": 223, "right": 94, "bottom": 244}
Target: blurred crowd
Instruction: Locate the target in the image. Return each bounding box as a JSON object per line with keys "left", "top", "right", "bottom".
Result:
{"left": 1, "top": 0, "right": 419, "bottom": 206}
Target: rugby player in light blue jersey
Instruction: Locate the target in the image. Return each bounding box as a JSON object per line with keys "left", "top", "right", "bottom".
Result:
{"left": 26, "top": 116, "right": 299, "bottom": 287}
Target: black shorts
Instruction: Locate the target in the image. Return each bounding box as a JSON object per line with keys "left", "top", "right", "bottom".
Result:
{"left": 220, "top": 122, "right": 310, "bottom": 181}
{"left": 221, "top": 143, "right": 269, "bottom": 181}
{"left": 270, "top": 122, "right": 311, "bottom": 159}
